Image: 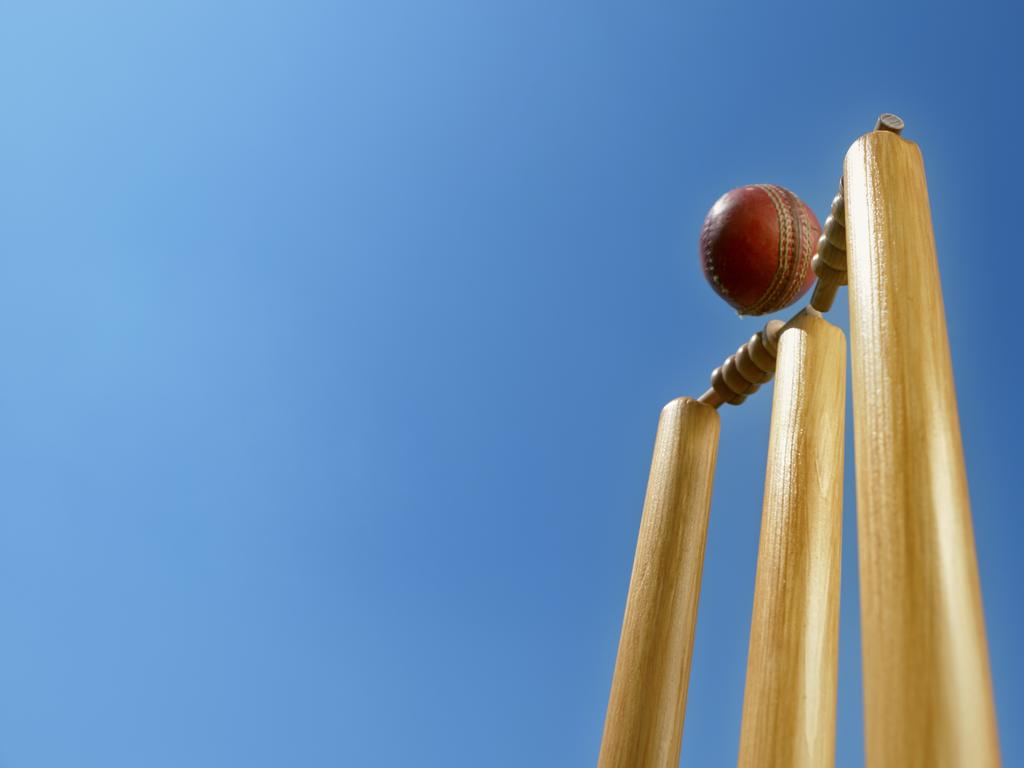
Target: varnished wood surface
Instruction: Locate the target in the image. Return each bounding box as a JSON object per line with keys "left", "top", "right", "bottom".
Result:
{"left": 737, "top": 311, "right": 846, "bottom": 767}
{"left": 845, "top": 130, "right": 1000, "bottom": 766}
{"left": 598, "top": 398, "right": 720, "bottom": 768}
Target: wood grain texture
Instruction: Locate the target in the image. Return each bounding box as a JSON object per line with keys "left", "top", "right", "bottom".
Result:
{"left": 598, "top": 397, "right": 720, "bottom": 768}
{"left": 845, "top": 130, "right": 1000, "bottom": 767}
{"left": 737, "top": 311, "right": 846, "bottom": 768}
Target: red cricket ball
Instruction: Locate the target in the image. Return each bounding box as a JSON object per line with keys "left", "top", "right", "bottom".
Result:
{"left": 699, "top": 184, "right": 820, "bottom": 315}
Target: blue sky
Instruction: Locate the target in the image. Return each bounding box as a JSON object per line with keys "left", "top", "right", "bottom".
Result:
{"left": 1, "top": 1, "right": 1021, "bottom": 765}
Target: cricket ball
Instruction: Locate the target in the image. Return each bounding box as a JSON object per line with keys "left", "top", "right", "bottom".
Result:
{"left": 699, "top": 184, "right": 820, "bottom": 315}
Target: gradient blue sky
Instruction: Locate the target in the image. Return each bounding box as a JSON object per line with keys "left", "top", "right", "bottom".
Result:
{"left": 1, "top": 2, "right": 1021, "bottom": 766}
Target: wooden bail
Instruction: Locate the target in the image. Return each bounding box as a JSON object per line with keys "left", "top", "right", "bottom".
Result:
{"left": 599, "top": 398, "right": 720, "bottom": 768}
{"left": 809, "top": 115, "right": 904, "bottom": 313}
{"left": 845, "top": 129, "right": 1000, "bottom": 766}
{"left": 737, "top": 311, "right": 846, "bottom": 767}
{"left": 808, "top": 185, "right": 848, "bottom": 313}
{"left": 699, "top": 319, "right": 785, "bottom": 407}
